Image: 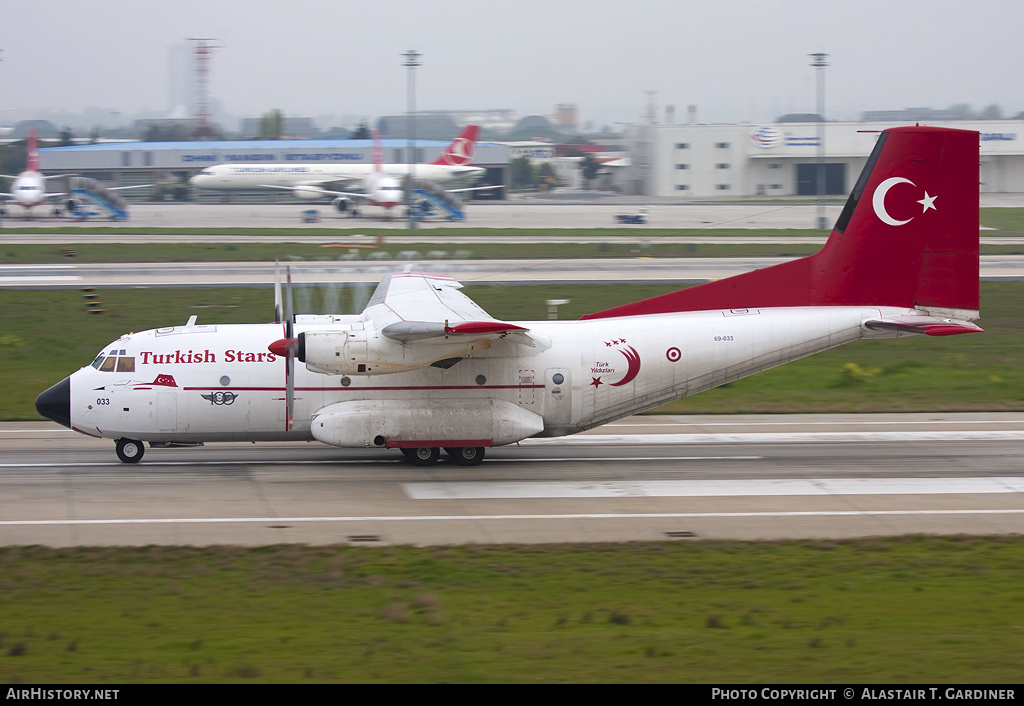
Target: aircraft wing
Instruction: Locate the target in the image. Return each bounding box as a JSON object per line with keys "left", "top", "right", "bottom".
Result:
{"left": 106, "top": 183, "right": 156, "bottom": 191}
{"left": 258, "top": 183, "right": 367, "bottom": 201}
{"left": 445, "top": 184, "right": 503, "bottom": 194}
{"left": 0, "top": 192, "right": 68, "bottom": 202}
{"left": 364, "top": 270, "right": 539, "bottom": 347}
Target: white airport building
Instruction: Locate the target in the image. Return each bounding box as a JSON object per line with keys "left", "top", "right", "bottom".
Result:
{"left": 627, "top": 120, "right": 1024, "bottom": 198}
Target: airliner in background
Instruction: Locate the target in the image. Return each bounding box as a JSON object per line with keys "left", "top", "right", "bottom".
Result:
{"left": 0, "top": 128, "right": 68, "bottom": 217}
{"left": 1, "top": 128, "right": 154, "bottom": 219}
{"left": 295, "top": 129, "right": 406, "bottom": 219}
{"left": 189, "top": 125, "right": 489, "bottom": 208}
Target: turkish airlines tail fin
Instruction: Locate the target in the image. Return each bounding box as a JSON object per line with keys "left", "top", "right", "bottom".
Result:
{"left": 431, "top": 125, "right": 479, "bottom": 166}
{"left": 26, "top": 127, "right": 40, "bottom": 173}
{"left": 371, "top": 129, "right": 384, "bottom": 173}
{"left": 583, "top": 125, "right": 980, "bottom": 320}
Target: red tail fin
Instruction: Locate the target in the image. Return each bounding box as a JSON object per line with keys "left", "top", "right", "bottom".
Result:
{"left": 26, "top": 127, "right": 39, "bottom": 173}
{"left": 371, "top": 128, "right": 383, "bottom": 172}
{"left": 583, "top": 126, "right": 980, "bottom": 320}
{"left": 431, "top": 125, "right": 479, "bottom": 166}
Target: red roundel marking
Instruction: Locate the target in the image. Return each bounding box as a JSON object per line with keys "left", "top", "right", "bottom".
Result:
{"left": 666, "top": 347, "right": 681, "bottom": 362}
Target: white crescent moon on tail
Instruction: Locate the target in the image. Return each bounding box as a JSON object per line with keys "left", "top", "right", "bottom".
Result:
{"left": 872, "top": 177, "right": 915, "bottom": 226}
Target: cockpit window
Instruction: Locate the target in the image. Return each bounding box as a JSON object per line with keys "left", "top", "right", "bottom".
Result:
{"left": 99, "top": 357, "right": 117, "bottom": 372}
{"left": 91, "top": 355, "right": 105, "bottom": 369}
{"left": 116, "top": 357, "right": 135, "bottom": 373}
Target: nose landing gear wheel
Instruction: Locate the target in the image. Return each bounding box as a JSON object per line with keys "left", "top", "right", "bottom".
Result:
{"left": 400, "top": 447, "right": 440, "bottom": 466}
{"left": 445, "top": 446, "right": 485, "bottom": 466}
{"left": 115, "top": 438, "right": 145, "bottom": 464}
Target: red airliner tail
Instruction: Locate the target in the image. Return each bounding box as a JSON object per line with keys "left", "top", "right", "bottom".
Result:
{"left": 431, "top": 125, "right": 479, "bottom": 166}
{"left": 371, "top": 129, "right": 384, "bottom": 173}
{"left": 26, "top": 127, "right": 40, "bottom": 172}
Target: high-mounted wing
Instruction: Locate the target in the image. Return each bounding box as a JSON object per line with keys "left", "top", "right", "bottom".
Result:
{"left": 283, "top": 270, "right": 547, "bottom": 377}
{"left": 366, "top": 271, "right": 531, "bottom": 344}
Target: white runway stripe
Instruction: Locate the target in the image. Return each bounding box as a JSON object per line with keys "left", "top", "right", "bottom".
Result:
{"left": 404, "top": 477, "right": 1024, "bottom": 499}
{"left": 525, "top": 431, "right": 1024, "bottom": 445}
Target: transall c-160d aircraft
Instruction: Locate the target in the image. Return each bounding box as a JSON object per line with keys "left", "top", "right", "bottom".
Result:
{"left": 36, "top": 126, "right": 982, "bottom": 466}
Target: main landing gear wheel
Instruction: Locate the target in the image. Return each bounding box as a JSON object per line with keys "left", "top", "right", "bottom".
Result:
{"left": 445, "top": 446, "right": 485, "bottom": 466}
{"left": 400, "top": 447, "right": 440, "bottom": 466}
{"left": 115, "top": 438, "right": 144, "bottom": 464}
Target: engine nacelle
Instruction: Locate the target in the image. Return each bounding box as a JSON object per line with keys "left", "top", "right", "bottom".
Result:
{"left": 331, "top": 196, "right": 353, "bottom": 212}
{"left": 310, "top": 399, "right": 544, "bottom": 448}
{"left": 298, "top": 329, "right": 491, "bottom": 376}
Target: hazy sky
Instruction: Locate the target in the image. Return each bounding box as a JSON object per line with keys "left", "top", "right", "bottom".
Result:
{"left": 3, "top": 0, "right": 1021, "bottom": 130}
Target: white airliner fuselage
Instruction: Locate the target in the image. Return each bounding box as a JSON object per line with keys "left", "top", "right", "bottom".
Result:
{"left": 189, "top": 162, "right": 485, "bottom": 192}
{"left": 189, "top": 125, "right": 489, "bottom": 218}
{"left": 1, "top": 128, "right": 63, "bottom": 216}
{"left": 188, "top": 125, "right": 488, "bottom": 204}
{"left": 9, "top": 171, "right": 48, "bottom": 208}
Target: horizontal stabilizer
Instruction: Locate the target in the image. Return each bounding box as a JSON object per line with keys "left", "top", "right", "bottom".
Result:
{"left": 863, "top": 316, "right": 984, "bottom": 336}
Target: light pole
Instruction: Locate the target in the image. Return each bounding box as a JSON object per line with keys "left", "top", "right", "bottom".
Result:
{"left": 809, "top": 52, "right": 829, "bottom": 230}
{"left": 403, "top": 50, "right": 421, "bottom": 230}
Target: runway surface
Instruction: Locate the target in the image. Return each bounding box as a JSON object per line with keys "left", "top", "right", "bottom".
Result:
{"left": 2, "top": 413, "right": 1022, "bottom": 547}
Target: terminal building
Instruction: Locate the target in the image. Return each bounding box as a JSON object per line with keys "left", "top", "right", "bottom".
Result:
{"left": 627, "top": 119, "right": 1024, "bottom": 198}
{"left": 38, "top": 138, "right": 510, "bottom": 202}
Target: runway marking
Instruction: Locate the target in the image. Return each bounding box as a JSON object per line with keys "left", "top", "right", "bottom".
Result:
{"left": 0, "top": 265, "right": 76, "bottom": 269}
{"left": 2, "top": 509, "right": 1023, "bottom": 527}
{"left": 404, "top": 477, "right": 1024, "bottom": 499}
{"left": 524, "top": 431, "right": 1024, "bottom": 444}
{"left": 600, "top": 419, "right": 1024, "bottom": 428}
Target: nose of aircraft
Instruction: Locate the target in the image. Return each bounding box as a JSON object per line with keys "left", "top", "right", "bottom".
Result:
{"left": 35, "top": 377, "right": 71, "bottom": 429}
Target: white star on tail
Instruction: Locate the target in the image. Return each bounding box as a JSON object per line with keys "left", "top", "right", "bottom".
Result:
{"left": 918, "top": 191, "right": 938, "bottom": 213}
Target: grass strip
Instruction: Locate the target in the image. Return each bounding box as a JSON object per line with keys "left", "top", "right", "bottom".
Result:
{"left": 0, "top": 538, "right": 1021, "bottom": 683}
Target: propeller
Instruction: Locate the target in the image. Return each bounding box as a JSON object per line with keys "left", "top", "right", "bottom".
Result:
{"left": 285, "top": 266, "right": 294, "bottom": 432}
{"left": 273, "top": 259, "right": 284, "bottom": 324}
{"left": 268, "top": 262, "right": 296, "bottom": 431}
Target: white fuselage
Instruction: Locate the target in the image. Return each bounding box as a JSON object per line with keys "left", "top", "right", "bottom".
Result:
{"left": 65, "top": 305, "right": 908, "bottom": 446}
{"left": 189, "top": 162, "right": 485, "bottom": 192}
{"left": 360, "top": 171, "right": 403, "bottom": 211}
{"left": 9, "top": 171, "right": 48, "bottom": 208}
